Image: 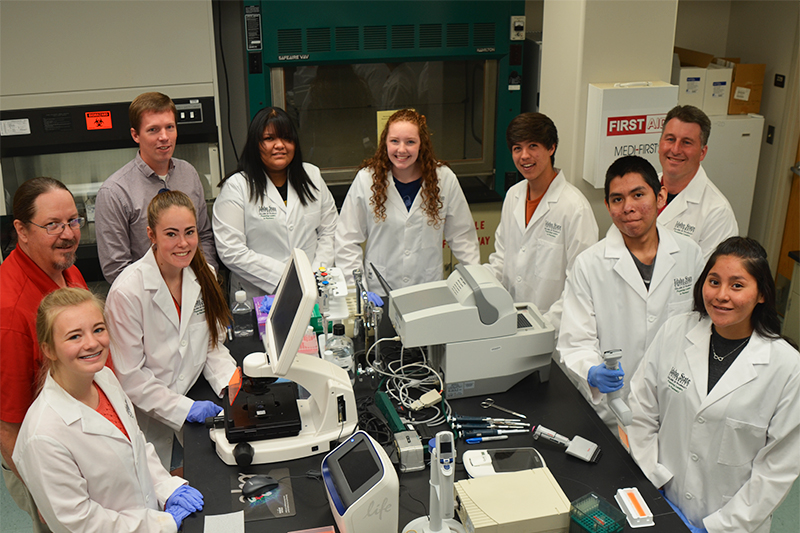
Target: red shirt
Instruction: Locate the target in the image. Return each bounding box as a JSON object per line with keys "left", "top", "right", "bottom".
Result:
{"left": 0, "top": 247, "right": 87, "bottom": 423}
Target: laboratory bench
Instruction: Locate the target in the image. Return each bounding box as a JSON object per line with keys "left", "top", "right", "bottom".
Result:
{"left": 182, "top": 334, "right": 686, "bottom": 532}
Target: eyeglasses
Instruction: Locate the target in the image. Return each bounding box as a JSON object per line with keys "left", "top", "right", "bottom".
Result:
{"left": 29, "top": 217, "right": 86, "bottom": 235}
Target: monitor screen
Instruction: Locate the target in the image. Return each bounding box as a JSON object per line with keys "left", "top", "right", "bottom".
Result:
{"left": 322, "top": 431, "right": 387, "bottom": 513}
{"left": 264, "top": 248, "right": 317, "bottom": 377}
{"left": 340, "top": 439, "right": 380, "bottom": 494}
{"left": 270, "top": 260, "right": 302, "bottom": 361}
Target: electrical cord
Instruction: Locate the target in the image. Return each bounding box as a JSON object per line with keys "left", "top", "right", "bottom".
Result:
{"left": 356, "top": 395, "right": 394, "bottom": 446}
{"left": 365, "top": 337, "right": 452, "bottom": 427}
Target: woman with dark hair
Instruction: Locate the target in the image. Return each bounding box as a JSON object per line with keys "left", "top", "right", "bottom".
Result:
{"left": 105, "top": 191, "right": 237, "bottom": 469}
{"left": 213, "top": 106, "right": 338, "bottom": 299}
{"left": 628, "top": 237, "right": 799, "bottom": 533}
{"left": 335, "top": 108, "right": 479, "bottom": 295}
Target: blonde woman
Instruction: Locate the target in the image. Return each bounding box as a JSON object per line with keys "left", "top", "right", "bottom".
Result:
{"left": 13, "top": 288, "right": 203, "bottom": 532}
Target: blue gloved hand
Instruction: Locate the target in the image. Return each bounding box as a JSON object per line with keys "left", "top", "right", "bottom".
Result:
{"left": 365, "top": 291, "right": 384, "bottom": 306}
{"left": 587, "top": 363, "right": 625, "bottom": 393}
{"left": 166, "top": 485, "right": 204, "bottom": 512}
{"left": 186, "top": 401, "right": 222, "bottom": 423}
{"left": 659, "top": 490, "right": 707, "bottom": 533}
{"left": 259, "top": 295, "right": 275, "bottom": 314}
{"left": 165, "top": 504, "right": 191, "bottom": 529}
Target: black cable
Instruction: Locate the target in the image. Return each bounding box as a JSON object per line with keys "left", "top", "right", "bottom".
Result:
{"left": 215, "top": 1, "right": 239, "bottom": 167}
{"left": 356, "top": 395, "right": 393, "bottom": 446}
{"left": 400, "top": 483, "right": 428, "bottom": 515}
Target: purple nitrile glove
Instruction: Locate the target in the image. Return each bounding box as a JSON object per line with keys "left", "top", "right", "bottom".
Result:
{"left": 587, "top": 363, "right": 625, "bottom": 393}
{"left": 365, "top": 291, "right": 383, "bottom": 306}
{"left": 186, "top": 401, "right": 222, "bottom": 423}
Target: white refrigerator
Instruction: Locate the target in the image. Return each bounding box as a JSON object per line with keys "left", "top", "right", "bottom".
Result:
{"left": 700, "top": 113, "right": 765, "bottom": 235}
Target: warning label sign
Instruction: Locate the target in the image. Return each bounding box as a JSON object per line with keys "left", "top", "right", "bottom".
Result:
{"left": 85, "top": 111, "right": 112, "bottom": 130}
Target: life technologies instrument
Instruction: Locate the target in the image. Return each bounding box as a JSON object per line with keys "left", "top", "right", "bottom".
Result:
{"left": 322, "top": 430, "right": 399, "bottom": 533}
{"left": 387, "top": 264, "right": 555, "bottom": 399}
{"left": 208, "top": 249, "right": 357, "bottom": 466}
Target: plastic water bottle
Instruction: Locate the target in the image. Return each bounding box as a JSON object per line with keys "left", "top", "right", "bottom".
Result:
{"left": 324, "top": 324, "right": 355, "bottom": 383}
{"left": 231, "top": 290, "right": 254, "bottom": 338}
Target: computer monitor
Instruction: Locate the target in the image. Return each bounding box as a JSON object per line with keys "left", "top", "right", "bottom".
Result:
{"left": 263, "top": 248, "right": 317, "bottom": 377}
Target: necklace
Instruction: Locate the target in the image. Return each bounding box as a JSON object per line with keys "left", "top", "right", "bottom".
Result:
{"left": 711, "top": 338, "right": 749, "bottom": 362}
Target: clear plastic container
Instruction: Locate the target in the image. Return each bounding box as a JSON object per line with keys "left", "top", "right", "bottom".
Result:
{"left": 231, "top": 290, "right": 254, "bottom": 338}
{"left": 324, "top": 324, "right": 355, "bottom": 383}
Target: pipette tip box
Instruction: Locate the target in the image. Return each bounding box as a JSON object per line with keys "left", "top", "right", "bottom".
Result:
{"left": 569, "top": 492, "right": 625, "bottom": 533}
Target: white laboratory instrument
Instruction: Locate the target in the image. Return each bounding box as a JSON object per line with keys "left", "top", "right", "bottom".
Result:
{"left": 462, "top": 447, "right": 545, "bottom": 478}
{"left": 454, "top": 468, "right": 571, "bottom": 533}
{"left": 403, "top": 431, "right": 466, "bottom": 533}
{"left": 532, "top": 425, "right": 602, "bottom": 463}
{"left": 322, "top": 431, "right": 399, "bottom": 533}
{"left": 387, "top": 264, "right": 555, "bottom": 399}
{"left": 603, "top": 349, "right": 633, "bottom": 450}
{"left": 208, "top": 249, "right": 357, "bottom": 465}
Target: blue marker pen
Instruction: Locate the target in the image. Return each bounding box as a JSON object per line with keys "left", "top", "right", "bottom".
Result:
{"left": 465, "top": 435, "right": 509, "bottom": 444}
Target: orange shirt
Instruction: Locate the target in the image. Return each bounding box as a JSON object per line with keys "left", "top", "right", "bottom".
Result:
{"left": 526, "top": 189, "right": 544, "bottom": 226}
{"left": 94, "top": 382, "right": 130, "bottom": 441}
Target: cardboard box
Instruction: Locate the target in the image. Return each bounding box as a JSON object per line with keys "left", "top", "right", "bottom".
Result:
{"left": 672, "top": 47, "right": 732, "bottom": 115}
{"left": 728, "top": 62, "right": 766, "bottom": 114}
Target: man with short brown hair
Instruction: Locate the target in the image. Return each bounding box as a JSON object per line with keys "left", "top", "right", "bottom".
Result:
{"left": 95, "top": 91, "right": 217, "bottom": 283}
{"left": 658, "top": 105, "right": 738, "bottom": 261}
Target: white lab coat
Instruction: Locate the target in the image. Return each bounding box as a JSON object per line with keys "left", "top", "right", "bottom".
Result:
{"left": 658, "top": 165, "right": 738, "bottom": 262}
{"left": 558, "top": 224, "right": 704, "bottom": 430}
{"left": 13, "top": 368, "right": 183, "bottom": 533}
{"left": 213, "top": 163, "right": 338, "bottom": 300}
{"left": 335, "top": 165, "right": 480, "bottom": 295}
{"left": 628, "top": 314, "right": 800, "bottom": 533}
{"left": 486, "top": 171, "right": 598, "bottom": 331}
{"left": 105, "top": 248, "right": 237, "bottom": 467}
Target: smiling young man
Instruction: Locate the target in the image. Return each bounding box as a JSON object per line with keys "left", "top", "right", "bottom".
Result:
{"left": 0, "top": 178, "right": 90, "bottom": 532}
{"left": 658, "top": 105, "right": 738, "bottom": 261}
{"left": 95, "top": 92, "right": 217, "bottom": 283}
{"left": 558, "top": 156, "right": 703, "bottom": 434}
{"left": 486, "top": 113, "right": 598, "bottom": 330}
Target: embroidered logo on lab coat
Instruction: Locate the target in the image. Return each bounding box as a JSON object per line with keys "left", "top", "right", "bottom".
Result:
{"left": 673, "top": 276, "right": 694, "bottom": 296}
{"left": 193, "top": 297, "right": 206, "bottom": 316}
{"left": 259, "top": 205, "right": 278, "bottom": 220}
{"left": 544, "top": 220, "right": 563, "bottom": 238}
{"left": 124, "top": 399, "right": 134, "bottom": 418}
{"left": 673, "top": 220, "right": 696, "bottom": 237}
{"left": 668, "top": 367, "right": 691, "bottom": 393}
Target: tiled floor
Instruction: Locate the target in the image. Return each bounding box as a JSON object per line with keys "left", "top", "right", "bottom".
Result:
{"left": 2, "top": 473, "right": 798, "bottom": 531}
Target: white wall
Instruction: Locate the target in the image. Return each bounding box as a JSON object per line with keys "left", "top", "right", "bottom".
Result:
{"left": 725, "top": 2, "right": 800, "bottom": 261}
{"left": 675, "top": 0, "right": 731, "bottom": 57}
{"left": 540, "top": 0, "right": 679, "bottom": 234}
{"left": 0, "top": 0, "right": 217, "bottom": 109}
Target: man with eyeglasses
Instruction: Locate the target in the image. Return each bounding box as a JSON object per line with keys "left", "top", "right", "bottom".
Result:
{"left": 1, "top": 177, "right": 90, "bottom": 532}
{"left": 95, "top": 91, "right": 217, "bottom": 283}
